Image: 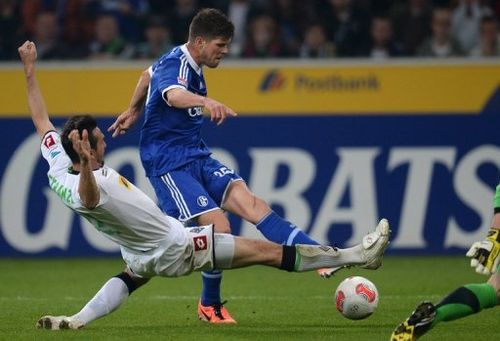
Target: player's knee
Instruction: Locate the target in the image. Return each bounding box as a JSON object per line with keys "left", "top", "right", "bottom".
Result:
{"left": 116, "top": 271, "right": 149, "bottom": 294}
{"left": 212, "top": 216, "right": 231, "bottom": 233}
{"left": 214, "top": 223, "right": 231, "bottom": 234}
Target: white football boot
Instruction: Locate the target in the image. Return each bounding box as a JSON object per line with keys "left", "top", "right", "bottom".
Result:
{"left": 360, "top": 218, "right": 390, "bottom": 270}
{"left": 318, "top": 218, "right": 390, "bottom": 278}
{"left": 36, "top": 315, "right": 84, "bottom": 330}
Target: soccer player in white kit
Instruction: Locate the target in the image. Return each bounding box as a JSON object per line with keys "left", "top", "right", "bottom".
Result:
{"left": 18, "top": 40, "right": 391, "bottom": 330}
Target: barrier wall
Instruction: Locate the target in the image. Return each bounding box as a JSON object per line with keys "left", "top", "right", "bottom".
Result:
{"left": 0, "top": 60, "right": 499, "bottom": 256}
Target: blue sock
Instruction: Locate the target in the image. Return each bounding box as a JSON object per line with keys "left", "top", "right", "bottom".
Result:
{"left": 201, "top": 270, "right": 222, "bottom": 306}
{"left": 256, "top": 211, "right": 319, "bottom": 245}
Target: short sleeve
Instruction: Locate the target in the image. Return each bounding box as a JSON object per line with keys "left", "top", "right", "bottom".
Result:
{"left": 156, "top": 58, "right": 189, "bottom": 98}
{"left": 40, "top": 131, "right": 71, "bottom": 172}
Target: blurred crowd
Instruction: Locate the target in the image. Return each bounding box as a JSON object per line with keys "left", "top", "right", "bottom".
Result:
{"left": 1, "top": 0, "right": 499, "bottom": 61}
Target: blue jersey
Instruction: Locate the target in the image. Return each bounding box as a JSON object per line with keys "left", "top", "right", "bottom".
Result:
{"left": 140, "top": 45, "right": 211, "bottom": 177}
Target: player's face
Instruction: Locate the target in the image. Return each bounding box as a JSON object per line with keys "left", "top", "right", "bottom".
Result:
{"left": 92, "top": 127, "right": 106, "bottom": 166}
{"left": 200, "top": 37, "right": 231, "bottom": 68}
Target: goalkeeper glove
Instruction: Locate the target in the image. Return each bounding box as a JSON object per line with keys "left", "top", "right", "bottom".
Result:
{"left": 466, "top": 228, "right": 500, "bottom": 275}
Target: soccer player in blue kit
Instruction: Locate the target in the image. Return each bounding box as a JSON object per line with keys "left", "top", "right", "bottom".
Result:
{"left": 109, "top": 8, "right": 386, "bottom": 323}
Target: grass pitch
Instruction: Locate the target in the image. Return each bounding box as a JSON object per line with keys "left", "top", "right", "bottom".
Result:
{"left": 1, "top": 256, "right": 499, "bottom": 340}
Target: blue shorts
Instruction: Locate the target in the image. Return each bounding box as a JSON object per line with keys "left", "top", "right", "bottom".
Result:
{"left": 149, "top": 156, "right": 243, "bottom": 222}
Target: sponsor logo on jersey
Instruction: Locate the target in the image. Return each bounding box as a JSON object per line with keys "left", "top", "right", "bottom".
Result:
{"left": 43, "top": 135, "right": 56, "bottom": 148}
{"left": 193, "top": 235, "right": 208, "bottom": 251}
{"left": 197, "top": 195, "right": 208, "bottom": 207}
{"left": 118, "top": 176, "right": 131, "bottom": 189}
{"left": 188, "top": 227, "right": 205, "bottom": 234}
{"left": 260, "top": 69, "right": 286, "bottom": 92}
{"left": 49, "top": 151, "right": 61, "bottom": 159}
{"left": 187, "top": 107, "right": 203, "bottom": 117}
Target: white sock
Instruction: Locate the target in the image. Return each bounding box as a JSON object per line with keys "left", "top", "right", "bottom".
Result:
{"left": 334, "top": 244, "right": 365, "bottom": 264}
{"left": 295, "top": 244, "right": 364, "bottom": 271}
{"left": 71, "top": 277, "right": 129, "bottom": 325}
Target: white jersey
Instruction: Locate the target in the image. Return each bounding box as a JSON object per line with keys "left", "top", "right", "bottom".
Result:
{"left": 40, "top": 131, "right": 188, "bottom": 252}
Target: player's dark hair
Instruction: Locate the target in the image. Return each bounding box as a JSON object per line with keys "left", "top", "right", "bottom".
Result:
{"left": 61, "top": 115, "right": 98, "bottom": 163}
{"left": 189, "top": 8, "right": 234, "bottom": 41}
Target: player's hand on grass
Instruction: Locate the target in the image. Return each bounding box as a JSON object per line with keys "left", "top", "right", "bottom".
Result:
{"left": 108, "top": 109, "right": 140, "bottom": 137}
{"left": 69, "top": 129, "right": 92, "bottom": 165}
{"left": 203, "top": 97, "right": 237, "bottom": 126}
{"left": 466, "top": 228, "right": 500, "bottom": 275}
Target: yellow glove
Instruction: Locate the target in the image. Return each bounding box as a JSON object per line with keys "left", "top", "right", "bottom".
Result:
{"left": 466, "top": 228, "right": 500, "bottom": 275}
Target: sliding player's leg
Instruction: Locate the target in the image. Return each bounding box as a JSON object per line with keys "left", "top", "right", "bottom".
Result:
{"left": 36, "top": 267, "right": 149, "bottom": 330}
{"left": 214, "top": 218, "right": 390, "bottom": 272}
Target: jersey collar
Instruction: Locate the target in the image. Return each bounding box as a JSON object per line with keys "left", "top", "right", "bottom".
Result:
{"left": 181, "top": 44, "right": 202, "bottom": 76}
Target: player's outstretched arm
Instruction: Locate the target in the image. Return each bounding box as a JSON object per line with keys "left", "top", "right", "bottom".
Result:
{"left": 167, "top": 88, "right": 237, "bottom": 125}
{"left": 18, "top": 41, "right": 56, "bottom": 138}
{"left": 108, "top": 68, "right": 150, "bottom": 137}
{"left": 69, "top": 129, "right": 100, "bottom": 209}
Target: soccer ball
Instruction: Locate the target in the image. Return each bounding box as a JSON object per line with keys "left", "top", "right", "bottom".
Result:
{"left": 334, "top": 276, "right": 379, "bottom": 320}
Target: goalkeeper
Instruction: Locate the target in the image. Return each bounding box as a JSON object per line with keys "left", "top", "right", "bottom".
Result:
{"left": 391, "top": 184, "right": 500, "bottom": 341}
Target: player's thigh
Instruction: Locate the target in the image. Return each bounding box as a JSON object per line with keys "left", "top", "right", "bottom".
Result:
{"left": 149, "top": 171, "right": 220, "bottom": 223}
{"left": 200, "top": 157, "right": 243, "bottom": 206}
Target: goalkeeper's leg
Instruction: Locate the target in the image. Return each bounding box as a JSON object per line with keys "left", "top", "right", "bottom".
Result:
{"left": 391, "top": 273, "right": 500, "bottom": 340}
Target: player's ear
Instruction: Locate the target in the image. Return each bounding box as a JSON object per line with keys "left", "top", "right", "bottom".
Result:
{"left": 194, "top": 36, "right": 205, "bottom": 49}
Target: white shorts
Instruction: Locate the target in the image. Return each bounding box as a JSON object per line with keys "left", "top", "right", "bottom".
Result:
{"left": 120, "top": 223, "right": 214, "bottom": 278}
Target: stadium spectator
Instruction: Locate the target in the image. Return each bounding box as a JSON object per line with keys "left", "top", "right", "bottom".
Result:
{"left": 89, "top": 14, "right": 134, "bottom": 60}
{"left": 168, "top": 0, "right": 200, "bottom": 45}
{"left": 469, "top": 14, "right": 500, "bottom": 56}
{"left": 451, "top": 0, "right": 493, "bottom": 53}
{"left": 0, "top": 0, "right": 23, "bottom": 60}
{"left": 299, "top": 23, "right": 335, "bottom": 58}
{"left": 84, "top": 0, "right": 149, "bottom": 42}
{"left": 266, "top": 0, "right": 315, "bottom": 57}
{"left": 391, "top": 0, "right": 433, "bottom": 56}
{"left": 319, "top": 0, "right": 371, "bottom": 57}
{"left": 242, "top": 14, "right": 288, "bottom": 57}
{"left": 133, "top": 15, "right": 173, "bottom": 59}
{"left": 362, "top": 16, "right": 406, "bottom": 58}
{"left": 2, "top": 0, "right": 497, "bottom": 60}
{"left": 32, "top": 11, "right": 70, "bottom": 60}
{"left": 417, "top": 7, "right": 464, "bottom": 57}
{"left": 60, "top": 0, "right": 94, "bottom": 57}
{"left": 220, "top": 0, "right": 259, "bottom": 57}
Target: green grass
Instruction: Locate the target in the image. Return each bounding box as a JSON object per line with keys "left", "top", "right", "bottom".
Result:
{"left": 0, "top": 256, "right": 498, "bottom": 340}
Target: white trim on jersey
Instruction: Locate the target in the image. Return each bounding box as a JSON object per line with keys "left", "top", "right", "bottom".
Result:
{"left": 162, "top": 174, "right": 191, "bottom": 221}
{"left": 180, "top": 44, "right": 201, "bottom": 75}
{"left": 221, "top": 178, "right": 244, "bottom": 206}
{"left": 162, "top": 85, "right": 186, "bottom": 106}
{"left": 179, "top": 55, "right": 189, "bottom": 81}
